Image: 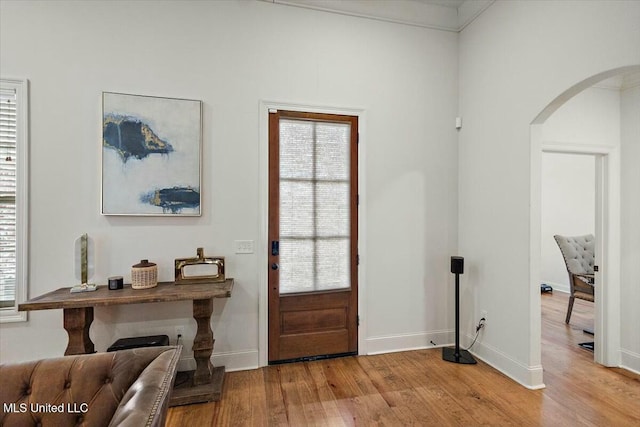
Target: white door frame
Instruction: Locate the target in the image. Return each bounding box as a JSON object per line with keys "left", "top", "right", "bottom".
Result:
{"left": 257, "top": 100, "right": 367, "bottom": 367}
{"left": 536, "top": 141, "right": 620, "bottom": 366}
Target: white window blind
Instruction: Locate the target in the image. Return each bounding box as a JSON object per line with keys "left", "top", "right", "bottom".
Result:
{"left": 0, "top": 88, "right": 17, "bottom": 308}
{"left": 279, "top": 119, "right": 351, "bottom": 294}
{"left": 0, "top": 78, "right": 27, "bottom": 322}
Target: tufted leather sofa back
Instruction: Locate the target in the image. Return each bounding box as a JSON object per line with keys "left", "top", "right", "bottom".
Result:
{"left": 1, "top": 346, "right": 180, "bottom": 427}
{"left": 553, "top": 234, "right": 595, "bottom": 275}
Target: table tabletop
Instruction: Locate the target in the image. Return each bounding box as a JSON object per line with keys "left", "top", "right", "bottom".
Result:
{"left": 19, "top": 279, "right": 233, "bottom": 311}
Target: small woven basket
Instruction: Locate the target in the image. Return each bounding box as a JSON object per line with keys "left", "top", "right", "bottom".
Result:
{"left": 131, "top": 259, "right": 158, "bottom": 289}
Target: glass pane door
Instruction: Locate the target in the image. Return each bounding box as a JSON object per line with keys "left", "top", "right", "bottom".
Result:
{"left": 278, "top": 119, "right": 351, "bottom": 294}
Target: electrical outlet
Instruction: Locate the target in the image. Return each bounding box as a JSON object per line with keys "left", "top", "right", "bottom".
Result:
{"left": 175, "top": 326, "right": 185, "bottom": 339}
{"left": 476, "top": 312, "right": 487, "bottom": 333}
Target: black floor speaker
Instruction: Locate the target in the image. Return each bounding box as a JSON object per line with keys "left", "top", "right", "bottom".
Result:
{"left": 442, "top": 347, "right": 477, "bottom": 364}
{"left": 443, "top": 256, "right": 477, "bottom": 365}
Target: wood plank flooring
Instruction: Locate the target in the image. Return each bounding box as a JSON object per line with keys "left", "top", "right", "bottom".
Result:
{"left": 166, "top": 291, "right": 640, "bottom": 426}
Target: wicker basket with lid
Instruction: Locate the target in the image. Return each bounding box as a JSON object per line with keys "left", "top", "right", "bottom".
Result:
{"left": 131, "top": 259, "right": 158, "bottom": 289}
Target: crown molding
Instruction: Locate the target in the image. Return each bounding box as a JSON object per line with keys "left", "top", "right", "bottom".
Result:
{"left": 260, "top": 0, "right": 494, "bottom": 32}
{"left": 458, "top": 0, "right": 494, "bottom": 31}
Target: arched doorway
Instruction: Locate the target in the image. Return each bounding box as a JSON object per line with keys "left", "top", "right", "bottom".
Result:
{"left": 530, "top": 65, "right": 640, "bottom": 369}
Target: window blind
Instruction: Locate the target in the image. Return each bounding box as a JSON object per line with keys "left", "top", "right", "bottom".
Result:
{"left": 0, "top": 87, "right": 17, "bottom": 306}
{"left": 279, "top": 119, "right": 351, "bottom": 294}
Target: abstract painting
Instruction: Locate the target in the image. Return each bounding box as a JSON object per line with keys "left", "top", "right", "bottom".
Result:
{"left": 101, "top": 92, "right": 202, "bottom": 215}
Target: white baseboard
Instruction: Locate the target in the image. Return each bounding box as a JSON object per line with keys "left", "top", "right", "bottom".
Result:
{"left": 365, "top": 330, "right": 453, "bottom": 355}
{"left": 213, "top": 349, "right": 260, "bottom": 372}
{"left": 365, "top": 330, "right": 544, "bottom": 389}
{"left": 180, "top": 344, "right": 639, "bottom": 381}
{"left": 620, "top": 348, "right": 640, "bottom": 375}
{"left": 175, "top": 336, "right": 547, "bottom": 391}
{"left": 177, "top": 349, "right": 260, "bottom": 373}
{"left": 542, "top": 280, "right": 569, "bottom": 294}
{"left": 470, "top": 340, "right": 545, "bottom": 390}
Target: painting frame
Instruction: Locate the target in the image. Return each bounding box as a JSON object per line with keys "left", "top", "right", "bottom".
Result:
{"left": 101, "top": 92, "right": 202, "bottom": 216}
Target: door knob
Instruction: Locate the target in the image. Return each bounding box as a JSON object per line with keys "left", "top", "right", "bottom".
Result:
{"left": 271, "top": 263, "right": 279, "bottom": 270}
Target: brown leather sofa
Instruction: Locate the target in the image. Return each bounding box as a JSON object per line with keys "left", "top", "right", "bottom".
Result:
{"left": 1, "top": 346, "right": 180, "bottom": 427}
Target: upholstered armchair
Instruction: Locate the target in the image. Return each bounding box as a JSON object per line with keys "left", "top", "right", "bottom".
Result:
{"left": 553, "top": 234, "right": 595, "bottom": 324}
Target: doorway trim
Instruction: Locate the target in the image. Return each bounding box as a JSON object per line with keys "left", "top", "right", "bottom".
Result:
{"left": 538, "top": 141, "right": 619, "bottom": 365}
{"left": 258, "top": 100, "right": 367, "bottom": 367}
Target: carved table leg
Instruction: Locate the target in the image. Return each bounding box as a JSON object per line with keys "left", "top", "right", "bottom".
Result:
{"left": 192, "top": 298, "right": 214, "bottom": 385}
{"left": 170, "top": 297, "right": 226, "bottom": 406}
{"left": 63, "top": 307, "right": 95, "bottom": 355}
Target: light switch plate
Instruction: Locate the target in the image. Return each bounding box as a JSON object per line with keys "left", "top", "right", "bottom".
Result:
{"left": 234, "top": 240, "right": 255, "bottom": 254}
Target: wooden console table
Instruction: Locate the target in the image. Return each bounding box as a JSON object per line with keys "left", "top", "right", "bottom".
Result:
{"left": 19, "top": 279, "right": 233, "bottom": 406}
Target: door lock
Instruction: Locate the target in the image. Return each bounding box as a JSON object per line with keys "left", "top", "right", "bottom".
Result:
{"left": 271, "top": 263, "right": 279, "bottom": 270}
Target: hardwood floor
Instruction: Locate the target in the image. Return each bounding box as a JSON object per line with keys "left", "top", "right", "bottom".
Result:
{"left": 167, "top": 291, "right": 640, "bottom": 426}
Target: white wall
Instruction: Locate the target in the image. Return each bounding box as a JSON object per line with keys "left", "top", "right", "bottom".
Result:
{"left": 2, "top": 0, "right": 638, "bottom": 385}
{"left": 0, "top": 1, "right": 459, "bottom": 368}
{"left": 458, "top": 0, "right": 640, "bottom": 387}
{"left": 541, "top": 152, "right": 595, "bottom": 293}
{"left": 542, "top": 87, "right": 622, "bottom": 145}
{"left": 620, "top": 83, "right": 640, "bottom": 373}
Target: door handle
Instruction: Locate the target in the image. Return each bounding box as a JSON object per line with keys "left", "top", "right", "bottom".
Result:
{"left": 271, "top": 263, "right": 279, "bottom": 270}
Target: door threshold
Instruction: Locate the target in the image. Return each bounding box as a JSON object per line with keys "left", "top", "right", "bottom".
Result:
{"left": 269, "top": 351, "right": 357, "bottom": 365}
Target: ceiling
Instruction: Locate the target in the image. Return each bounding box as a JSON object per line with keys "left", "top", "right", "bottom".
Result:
{"left": 260, "top": 0, "right": 494, "bottom": 32}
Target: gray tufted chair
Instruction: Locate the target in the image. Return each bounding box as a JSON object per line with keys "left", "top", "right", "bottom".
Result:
{"left": 553, "top": 234, "right": 596, "bottom": 324}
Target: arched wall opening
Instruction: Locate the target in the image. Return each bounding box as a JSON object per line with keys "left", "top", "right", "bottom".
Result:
{"left": 530, "top": 65, "right": 640, "bottom": 374}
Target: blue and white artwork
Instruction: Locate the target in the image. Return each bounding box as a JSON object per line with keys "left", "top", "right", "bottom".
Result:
{"left": 101, "top": 92, "right": 202, "bottom": 215}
